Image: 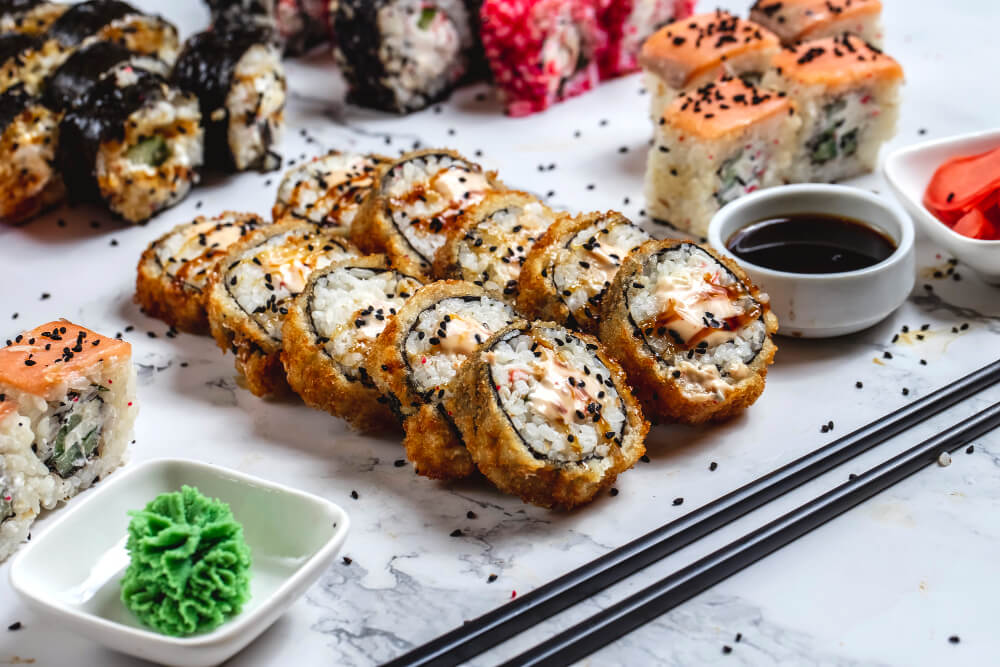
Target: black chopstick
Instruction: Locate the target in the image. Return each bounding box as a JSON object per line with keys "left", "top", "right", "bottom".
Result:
{"left": 385, "top": 360, "right": 1000, "bottom": 667}
{"left": 503, "top": 400, "right": 1000, "bottom": 666}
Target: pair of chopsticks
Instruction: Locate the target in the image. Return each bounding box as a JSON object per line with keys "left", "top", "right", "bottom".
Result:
{"left": 386, "top": 360, "right": 1000, "bottom": 667}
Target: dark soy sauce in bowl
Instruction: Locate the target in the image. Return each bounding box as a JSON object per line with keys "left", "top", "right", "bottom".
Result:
{"left": 725, "top": 213, "right": 898, "bottom": 274}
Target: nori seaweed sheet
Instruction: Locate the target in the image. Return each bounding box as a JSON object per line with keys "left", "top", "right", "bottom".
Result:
{"left": 0, "top": 32, "right": 40, "bottom": 65}
{"left": 0, "top": 0, "right": 44, "bottom": 16}
{"left": 0, "top": 83, "right": 35, "bottom": 132}
{"left": 46, "top": 0, "right": 134, "bottom": 47}
{"left": 56, "top": 68, "right": 166, "bottom": 205}
{"left": 42, "top": 40, "right": 141, "bottom": 111}
{"left": 172, "top": 23, "right": 274, "bottom": 171}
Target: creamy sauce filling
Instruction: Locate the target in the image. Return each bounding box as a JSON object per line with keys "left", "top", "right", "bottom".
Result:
{"left": 645, "top": 268, "right": 753, "bottom": 348}
{"left": 435, "top": 314, "right": 491, "bottom": 357}
{"left": 155, "top": 216, "right": 262, "bottom": 291}
{"left": 275, "top": 152, "right": 382, "bottom": 228}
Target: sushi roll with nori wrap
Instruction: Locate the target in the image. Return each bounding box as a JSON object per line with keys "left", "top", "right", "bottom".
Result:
{"left": 351, "top": 148, "right": 502, "bottom": 281}
{"left": 518, "top": 211, "right": 650, "bottom": 333}
{"left": 46, "top": 0, "right": 180, "bottom": 65}
{"left": 0, "top": 0, "right": 66, "bottom": 35}
{"left": 596, "top": 0, "right": 695, "bottom": 79}
{"left": 366, "top": 280, "right": 516, "bottom": 479}
{"left": 272, "top": 150, "right": 390, "bottom": 232}
{"left": 56, "top": 66, "right": 203, "bottom": 224}
{"left": 0, "top": 400, "right": 45, "bottom": 562}
{"left": 598, "top": 240, "right": 778, "bottom": 425}
{"left": 282, "top": 255, "right": 423, "bottom": 431}
{"left": 445, "top": 321, "right": 648, "bottom": 509}
{"left": 0, "top": 32, "right": 68, "bottom": 94}
{"left": 206, "top": 221, "right": 360, "bottom": 397}
{"left": 333, "top": 0, "right": 478, "bottom": 113}
{"left": 136, "top": 211, "right": 271, "bottom": 334}
{"left": 432, "top": 190, "right": 562, "bottom": 304}
{"left": 0, "top": 85, "right": 62, "bottom": 223}
{"left": 172, "top": 22, "right": 286, "bottom": 173}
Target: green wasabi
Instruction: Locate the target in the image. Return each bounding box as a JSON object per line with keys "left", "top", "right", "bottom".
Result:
{"left": 120, "top": 485, "right": 252, "bottom": 637}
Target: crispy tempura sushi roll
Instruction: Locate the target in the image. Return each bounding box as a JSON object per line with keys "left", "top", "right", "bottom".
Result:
{"left": 136, "top": 212, "right": 270, "bottom": 334}
{"left": 41, "top": 40, "right": 168, "bottom": 112}
{"left": 751, "top": 0, "right": 883, "bottom": 47}
{"left": 432, "top": 191, "right": 562, "bottom": 304}
{"left": 0, "top": 0, "right": 67, "bottom": 35}
{"left": 351, "top": 149, "right": 501, "bottom": 280}
{"left": 0, "top": 400, "right": 45, "bottom": 562}
{"left": 366, "top": 281, "right": 516, "bottom": 479}
{"left": 0, "top": 321, "right": 137, "bottom": 508}
{"left": 645, "top": 76, "right": 800, "bottom": 238}
{"left": 640, "top": 11, "right": 779, "bottom": 120}
{"left": 282, "top": 256, "right": 423, "bottom": 431}
{"left": 56, "top": 67, "right": 203, "bottom": 224}
{"left": 762, "top": 34, "right": 902, "bottom": 184}
{"left": 445, "top": 321, "right": 648, "bottom": 509}
{"left": 518, "top": 211, "right": 650, "bottom": 332}
{"left": 272, "top": 150, "right": 390, "bottom": 232}
{"left": 207, "top": 221, "right": 359, "bottom": 397}
{"left": 597, "top": 0, "right": 695, "bottom": 79}
{"left": 0, "top": 33, "right": 68, "bottom": 94}
{"left": 46, "top": 0, "right": 180, "bottom": 65}
{"left": 0, "top": 85, "right": 63, "bottom": 224}
{"left": 172, "top": 22, "right": 286, "bottom": 172}
{"left": 599, "top": 240, "right": 778, "bottom": 425}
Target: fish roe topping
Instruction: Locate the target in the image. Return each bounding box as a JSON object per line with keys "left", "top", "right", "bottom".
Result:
{"left": 664, "top": 76, "right": 792, "bottom": 139}
{"left": 752, "top": 0, "right": 882, "bottom": 41}
{"left": 773, "top": 33, "right": 902, "bottom": 86}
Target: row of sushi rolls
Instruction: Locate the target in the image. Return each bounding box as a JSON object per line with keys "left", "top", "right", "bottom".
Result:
{"left": 1, "top": 0, "right": 902, "bottom": 564}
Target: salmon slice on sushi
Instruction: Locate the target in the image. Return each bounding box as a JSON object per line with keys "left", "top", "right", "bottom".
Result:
{"left": 597, "top": 0, "right": 695, "bottom": 79}
{"left": 0, "top": 85, "right": 63, "bottom": 224}
{"left": 750, "top": 0, "right": 883, "bottom": 47}
{"left": 282, "top": 255, "right": 423, "bottom": 432}
{"left": 366, "top": 281, "right": 516, "bottom": 480}
{"left": 645, "top": 76, "right": 800, "bottom": 238}
{"left": 0, "top": 0, "right": 67, "bottom": 35}
{"left": 598, "top": 240, "right": 778, "bottom": 425}
{"left": 640, "top": 11, "right": 780, "bottom": 120}
{"left": 207, "top": 221, "right": 360, "bottom": 397}
{"left": 518, "top": 210, "right": 650, "bottom": 333}
{"left": 763, "top": 33, "right": 902, "bottom": 184}
{"left": 445, "top": 321, "right": 648, "bottom": 510}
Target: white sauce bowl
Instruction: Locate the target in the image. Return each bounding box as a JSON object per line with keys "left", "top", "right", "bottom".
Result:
{"left": 707, "top": 184, "right": 915, "bottom": 339}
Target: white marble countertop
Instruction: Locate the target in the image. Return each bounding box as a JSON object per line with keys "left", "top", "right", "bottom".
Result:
{"left": 2, "top": 1, "right": 1000, "bottom": 665}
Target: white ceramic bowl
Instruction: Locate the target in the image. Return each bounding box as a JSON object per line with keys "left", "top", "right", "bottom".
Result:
{"left": 883, "top": 128, "right": 1000, "bottom": 285}
{"left": 9, "top": 459, "right": 350, "bottom": 667}
{"left": 708, "top": 184, "right": 915, "bottom": 338}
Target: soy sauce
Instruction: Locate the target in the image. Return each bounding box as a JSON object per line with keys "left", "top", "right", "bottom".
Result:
{"left": 726, "top": 213, "right": 897, "bottom": 274}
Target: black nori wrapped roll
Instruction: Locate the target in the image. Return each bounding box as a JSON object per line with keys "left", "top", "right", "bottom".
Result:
{"left": 41, "top": 40, "right": 167, "bottom": 112}
{"left": 0, "top": 84, "right": 63, "bottom": 223}
{"left": 205, "top": 0, "right": 329, "bottom": 55}
{"left": 0, "top": 31, "right": 67, "bottom": 94}
{"left": 0, "top": 0, "right": 66, "bottom": 35}
{"left": 0, "top": 33, "right": 40, "bottom": 65}
{"left": 172, "top": 23, "right": 285, "bottom": 172}
{"left": 45, "top": 0, "right": 179, "bottom": 64}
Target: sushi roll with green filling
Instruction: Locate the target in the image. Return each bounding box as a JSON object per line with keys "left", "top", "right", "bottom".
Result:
{"left": 366, "top": 280, "right": 516, "bottom": 480}
{"left": 0, "top": 85, "right": 63, "bottom": 224}
{"left": 0, "top": 0, "right": 67, "bottom": 36}
{"left": 282, "top": 255, "right": 423, "bottom": 431}
{"left": 46, "top": 0, "right": 180, "bottom": 65}
{"left": 0, "top": 32, "right": 69, "bottom": 94}
{"left": 445, "top": 321, "right": 648, "bottom": 509}
{"left": 0, "top": 399, "right": 45, "bottom": 562}
{"left": 172, "top": 22, "right": 286, "bottom": 173}
{"left": 56, "top": 66, "right": 203, "bottom": 224}
{"left": 333, "top": 0, "right": 478, "bottom": 113}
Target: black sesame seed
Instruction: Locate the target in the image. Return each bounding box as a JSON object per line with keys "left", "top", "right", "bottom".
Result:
{"left": 966, "top": 445, "right": 974, "bottom": 454}
{"left": 487, "top": 574, "right": 498, "bottom": 583}
{"left": 7, "top": 622, "right": 21, "bottom": 631}
{"left": 709, "top": 461, "right": 718, "bottom": 471}
{"left": 722, "top": 646, "right": 732, "bottom": 654}
{"left": 394, "top": 459, "right": 406, "bottom": 467}
{"left": 467, "top": 511, "right": 477, "bottom": 519}
{"left": 350, "top": 490, "right": 359, "bottom": 499}
{"left": 450, "top": 529, "right": 463, "bottom": 537}
{"left": 672, "top": 497, "right": 684, "bottom": 506}
{"left": 949, "top": 636, "right": 960, "bottom": 644}
{"left": 856, "top": 381, "right": 863, "bottom": 389}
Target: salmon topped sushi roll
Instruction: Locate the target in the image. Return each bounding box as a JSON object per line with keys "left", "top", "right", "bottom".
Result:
{"left": 0, "top": 85, "right": 63, "bottom": 224}
{"left": 351, "top": 148, "right": 502, "bottom": 281}
{"left": 207, "top": 221, "right": 360, "bottom": 397}
{"left": 640, "top": 11, "right": 780, "bottom": 119}
{"left": 518, "top": 211, "right": 650, "bottom": 333}
{"left": 0, "top": 321, "right": 137, "bottom": 512}
{"left": 432, "top": 190, "right": 563, "bottom": 304}
{"left": 598, "top": 240, "right": 778, "bottom": 424}
{"left": 272, "top": 150, "right": 390, "bottom": 232}
{"left": 0, "top": 0, "right": 67, "bottom": 35}
{"left": 136, "top": 211, "right": 270, "bottom": 334}
{"left": 751, "top": 0, "right": 883, "bottom": 47}
{"left": 763, "top": 34, "right": 902, "bottom": 184}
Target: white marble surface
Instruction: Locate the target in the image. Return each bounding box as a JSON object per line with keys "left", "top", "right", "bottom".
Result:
{"left": 2, "top": 1, "right": 1000, "bottom": 665}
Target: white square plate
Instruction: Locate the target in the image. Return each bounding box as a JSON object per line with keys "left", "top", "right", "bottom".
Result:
{"left": 8, "top": 458, "right": 349, "bottom": 667}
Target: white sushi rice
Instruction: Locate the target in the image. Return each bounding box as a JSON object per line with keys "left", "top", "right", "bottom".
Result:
{"left": 152, "top": 213, "right": 267, "bottom": 292}
{"left": 0, "top": 408, "right": 43, "bottom": 562}
{"left": 309, "top": 267, "right": 421, "bottom": 380}
{"left": 225, "top": 42, "right": 286, "bottom": 171}
{"left": 627, "top": 244, "right": 766, "bottom": 400}
{"left": 553, "top": 217, "right": 651, "bottom": 322}
{"left": 488, "top": 326, "right": 627, "bottom": 463}
{"left": 273, "top": 151, "right": 383, "bottom": 230}
{"left": 82, "top": 14, "right": 181, "bottom": 65}
{"left": 383, "top": 153, "right": 493, "bottom": 262}
{"left": 0, "top": 103, "right": 63, "bottom": 223}
{"left": 404, "top": 296, "right": 515, "bottom": 403}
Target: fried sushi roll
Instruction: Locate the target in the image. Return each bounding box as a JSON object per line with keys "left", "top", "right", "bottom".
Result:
{"left": 172, "top": 22, "right": 286, "bottom": 173}
{"left": 0, "top": 32, "right": 68, "bottom": 94}
{"left": 46, "top": 0, "right": 180, "bottom": 65}
{"left": 598, "top": 240, "right": 778, "bottom": 425}
{"left": 0, "top": 320, "right": 137, "bottom": 509}
{"left": 445, "top": 321, "right": 648, "bottom": 509}
{"left": 351, "top": 149, "right": 501, "bottom": 280}
{"left": 366, "top": 280, "right": 516, "bottom": 479}
{"left": 272, "top": 150, "right": 390, "bottom": 232}
{"left": 56, "top": 67, "right": 203, "bottom": 224}
{"left": 0, "top": 85, "right": 63, "bottom": 224}
{"left": 0, "top": 400, "right": 45, "bottom": 562}
{"left": 333, "top": 0, "right": 478, "bottom": 113}
{"left": 432, "top": 190, "right": 562, "bottom": 304}
{"left": 207, "top": 221, "right": 359, "bottom": 397}
{"left": 136, "top": 212, "right": 270, "bottom": 334}
{"left": 518, "top": 211, "right": 650, "bottom": 332}
{"left": 282, "top": 255, "right": 423, "bottom": 431}
{"left": 750, "top": 0, "right": 883, "bottom": 47}
{"left": 0, "top": 0, "right": 67, "bottom": 35}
